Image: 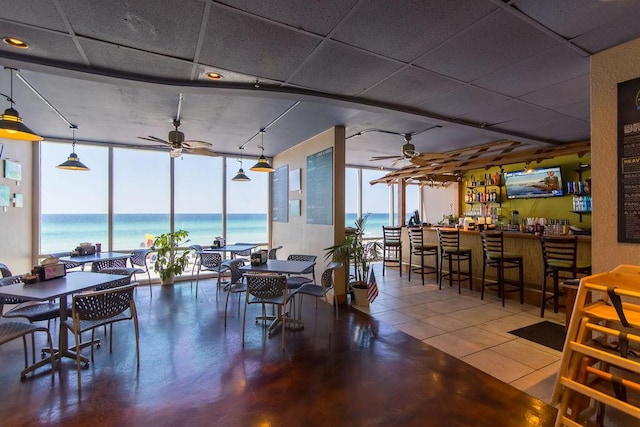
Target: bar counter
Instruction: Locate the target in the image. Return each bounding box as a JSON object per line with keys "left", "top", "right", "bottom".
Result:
{"left": 400, "top": 226, "right": 591, "bottom": 306}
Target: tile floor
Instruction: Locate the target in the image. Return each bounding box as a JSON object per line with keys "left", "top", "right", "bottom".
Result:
{"left": 353, "top": 263, "right": 565, "bottom": 405}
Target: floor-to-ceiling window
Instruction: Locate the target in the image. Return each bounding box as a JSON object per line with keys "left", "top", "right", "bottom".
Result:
{"left": 40, "top": 142, "right": 108, "bottom": 254}
{"left": 39, "top": 142, "right": 269, "bottom": 255}
{"left": 113, "top": 148, "right": 170, "bottom": 250}
{"left": 225, "top": 156, "right": 268, "bottom": 244}
{"left": 345, "top": 166, "right": 395, "bottom": 238}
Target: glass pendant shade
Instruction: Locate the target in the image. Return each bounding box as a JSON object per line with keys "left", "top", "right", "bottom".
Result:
{"left": 0, "top": 108, "right": 42, "bottom": 141}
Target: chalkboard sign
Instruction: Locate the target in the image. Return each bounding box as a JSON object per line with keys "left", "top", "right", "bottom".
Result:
{"left": 618, "top": 77, "right": 640, "bottom": 242}
{"left": 306, "top": 147, "right": 333, "bottom": 225}
{"left": 272, "top": 165, "right": 288, "bottom": 223}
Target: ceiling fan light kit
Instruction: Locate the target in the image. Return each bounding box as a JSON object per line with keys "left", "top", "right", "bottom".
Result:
{"left": 138, "top": 116, "right": 217, "bottom": 158}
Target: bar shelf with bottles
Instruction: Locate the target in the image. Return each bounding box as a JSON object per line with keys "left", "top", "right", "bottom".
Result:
{"left": 465, "top": 172, "right": 502, "bottom": 205}
{"left": 567, "top": 166, "right": 591, "bottom": 220}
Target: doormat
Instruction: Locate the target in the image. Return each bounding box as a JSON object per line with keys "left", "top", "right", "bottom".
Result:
{"left": 508, "top": 321, "right": 566, "bottom": 352}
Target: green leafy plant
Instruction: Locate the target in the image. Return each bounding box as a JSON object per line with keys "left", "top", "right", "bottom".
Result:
{"left": 152, "top": 230, "right": 191, "bottom": 283}
{"left": 324, "top": 215, "right": 379, "bottom": 288}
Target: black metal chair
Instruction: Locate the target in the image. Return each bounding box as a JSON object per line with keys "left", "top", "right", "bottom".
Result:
{"left": 194, "top": 250, "right": 229, "bottom": 297}
{"left": 64, "top": 284, "right": 139, "bottom": 391}
{"left": 480, "top": 231, "right": 524, "bottom": 306}
{"left": 0, "top": 275, "right": 60, "bottom": 328}
{"left": 268, "top": 246, "right": 282, "bottom": 260}
{"left": 382, "top": 226, "right": 402, "bottom": 276}
{"left": 437, "top": 228, "right": 472, "bottom": 293}
{"left": 223, "top": 258, "right": 246, "bottom": 327}
{"left": 285, "top": 254, "right": 316, "bottom": 289}
{"left": 0, "top": 262, "right": 12, "bottom": 277}
{"left": 540, "top": 235, "right": 591, "bottom": 317}
{"left": 407, "top": 226, "right": 438, "bottom": 286}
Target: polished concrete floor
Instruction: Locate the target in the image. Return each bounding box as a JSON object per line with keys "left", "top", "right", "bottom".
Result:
{"left": 0, "top": 265, "right": 579, "bottom": 426}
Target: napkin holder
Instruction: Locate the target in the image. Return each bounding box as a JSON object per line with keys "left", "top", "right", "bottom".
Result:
{"left": 250, "top": 250, "right": 268, "bottom": 266}
{"left": 34, "top": 263, "right": 66, "bottom": 281}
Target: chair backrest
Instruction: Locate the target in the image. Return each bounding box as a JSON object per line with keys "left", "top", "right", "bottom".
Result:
{"left": 234, "top": 243, "right": 253, "bottom": 257}
{"left": 437, "top": 228, "right": 461, "bottom": 250}
{"left": 382, "top": 226, "right": 402, "bottom": 245}
{"left": 481, "top": 231, "right": 504, "bottom": 258}
{"left": 540, "top": 236, "right": 578, "bottom": 269}
{"left": 244, "top": 274, "right": 287, "bottom": 301}
{"left": 189, "top": 244, "right": 203, "bottom": 252}
{"left": 91, "top": 258, "right": 127, "bottom": 272}
{"left": 287, "top": 254, "right": 316, "bottom": 274}
{"left": 268, "top": 246, "right": 282, "bottom": 260}
{"left": 49, "top": 252, "right": 83, "bottom": 271}
{"left": 94, "top": 269, "right": 134, "bottom": 290}
{"left": 225, "top": 258, "right": 246, "bottom": 284}
{"left": 0, "top": 275, "right": 27, "bottom": 306}
{"left": 0, "top": 263, "right": 12, "bottom": 278}
{"left": 72, "top": 284, "right": 137, "bottom": 322}
{"left": 320, "top": 262, "right": 343, "bottom": 294}
{"left": 200, "top": 252, "right": 223, "bottom": 269}
{"left": 407, "top": 226, "right": 424, "bottom": 249}
{"left": 131, "top": 248, "right": 151, "bottom": 268}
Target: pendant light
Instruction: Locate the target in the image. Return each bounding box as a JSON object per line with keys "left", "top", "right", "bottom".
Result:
{"left": 57, "top": 126, "right": 90, "bottom": 171}
{"left": 250, "top": 129, "right": 274, "bottom": 172}
{"left": 0, "top": 68, "right": 42, "bottom": 141}
{"left": 232, "top": 148, "right": 250, "bottom": 182}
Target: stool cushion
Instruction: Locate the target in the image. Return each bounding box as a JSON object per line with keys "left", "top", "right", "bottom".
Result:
{"left": 487, "top": 251, "right": 522, "bottom": 260}
{"left": 443, "top": 247, "right": 471, "bottom": 254}
{"left": 413, "top": 244, "right": 437, "bottom": 250}
{"left": 548, "top": 259, "right": 574, "bottom": 269}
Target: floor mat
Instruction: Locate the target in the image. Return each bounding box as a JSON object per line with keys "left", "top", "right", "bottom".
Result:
{"left": 508, "top": 321, "right": 566, "bottom": 352}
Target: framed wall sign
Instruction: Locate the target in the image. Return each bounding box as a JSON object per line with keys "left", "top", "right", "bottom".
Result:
{"left": 290, "top": 168, "right": 301, "bottom": 192}
{"left": 0, "top": 185, "right": 9, "bottom": 207}
{"left": 3, "top": 159, "right": 22, "bottom": 181}
{"left": 13, "top": 193, "right": 23, "bottom": 208}
{"left": 290, "top": 199, "right": 301, "bottom": 216}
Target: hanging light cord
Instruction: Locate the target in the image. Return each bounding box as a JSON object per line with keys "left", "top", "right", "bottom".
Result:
{"left": 0, "top": 67, "right": 16, "bottom": 106}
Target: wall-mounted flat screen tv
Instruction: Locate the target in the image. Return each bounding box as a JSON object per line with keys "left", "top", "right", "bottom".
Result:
{"left": 504, "top": 166, "right": 564, "bottom": 199}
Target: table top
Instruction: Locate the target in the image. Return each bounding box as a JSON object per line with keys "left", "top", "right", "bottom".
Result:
{"left": 239, "top": 259, "right": 315, "bottom": 275}
{"left": 205, "top": 244, "right": 257, "bottom": 253}
{"left": 58, "top": 251, "right": 132, "bottom": 264}
{"left": 0, "top": 271, "right": 126, "bottom": 301}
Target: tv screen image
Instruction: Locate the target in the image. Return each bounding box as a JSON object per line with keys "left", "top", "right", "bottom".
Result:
{"left": 504, "top": 167, "right": 564, "bottom": 199}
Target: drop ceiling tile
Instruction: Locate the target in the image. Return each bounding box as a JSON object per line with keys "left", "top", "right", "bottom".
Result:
{"left": 217, "top": 0, "right": 360, "bottom": 36}
{"left": 58, "top": 0, "right": 205, "bottom": 59}
{"left": 519, "top": 75, "right": 590, "bottom": 110}
{"left": 288, "top": 40, "right": 403, "bottom": 96}
{"left": 498, "top": 111, "right": 589, "bottom": 142}
{"left": 332, "top": 0, "right": 497, "bottom": 62}
{"left": 461, "top": 99, "right": 548, "bottom": 126}
{"left": 572, "top": 14, "right": 640, "bottom": 54}
{"left": 360, "top": 66, "right": 462, "bottom": 107}
{"left": 415, "top": 9, "right": 558, "bottom": 82}
{"left": 473, "top": 45, "right": 589, "bottom": 98}
{"left": 511, "top": 0, "right": 640, "bottom": 39}
{"left": 419, "top": 85, "right": 510, "bottom": 118}
{"left": 79, "top": 39, "right": 194, "bottom": 80}
{"left": 0, "top": 0, "right": 67, "bottom": 31}
{"left": 0, "top": 22, "right": 84, "bottom": 64}
{"left": 200, "top": 5, "right": 321, "bottom": 82}
{"left": 555, "top": 100, "right": 590, "bottom": 122}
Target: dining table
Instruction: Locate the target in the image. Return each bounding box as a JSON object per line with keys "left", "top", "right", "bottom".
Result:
{"left": 0, "top": 271, "right": 127, "bottom": 368}
{"left": 58, "top": 251, "right": 134, "bottom": 268}
{"left": 240, "top": 259, "right": 316, "bottom": 334}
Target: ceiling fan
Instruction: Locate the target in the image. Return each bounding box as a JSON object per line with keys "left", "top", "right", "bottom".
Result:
{"left": 138, "top": 119, "right": 218, "bottom": 158}
{"left": 370, "top": 134, "right": 446, "bottom": 166}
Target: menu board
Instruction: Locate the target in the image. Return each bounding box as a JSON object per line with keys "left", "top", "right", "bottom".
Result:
{"left": 306, "top": 147, "right": 333, "bottom": 225}
{"left": 617, "top": 77, "right": 640, "bottom": 242}
{"left": 272, "top": 165, "right": 288, "bottom": 223}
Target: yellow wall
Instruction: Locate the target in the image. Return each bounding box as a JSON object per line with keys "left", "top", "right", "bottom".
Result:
{"left": 591, "top": 37, "right": 640, "bottom": 272}
{"left": 462, "top": 153, "right": 592, "bottom": 229}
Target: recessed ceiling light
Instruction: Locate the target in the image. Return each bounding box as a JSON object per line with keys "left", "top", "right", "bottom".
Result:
{"left": 207, "top": 72, "right": 223, "bottom": 80}
{"left": 3, "top": 37, "right": 29, "bottom": 49}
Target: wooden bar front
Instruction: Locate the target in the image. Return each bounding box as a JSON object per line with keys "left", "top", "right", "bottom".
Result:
{"left": 400, "top": 226, "right": 592, "bottom": 307}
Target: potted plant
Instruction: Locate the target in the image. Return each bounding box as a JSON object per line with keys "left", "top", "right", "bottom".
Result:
{"left": 152, "top": 230, "right": 191, "bottom": 285}
{"left": 324, "top": 215, "right": 379, "bottom": 306}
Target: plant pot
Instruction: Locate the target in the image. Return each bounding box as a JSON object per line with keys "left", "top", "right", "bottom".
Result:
{"left": 352, "top": 286, "right": 369, "bottom": 307}
{"left": 160, "top": 272, "right": 175, "bottom": 285}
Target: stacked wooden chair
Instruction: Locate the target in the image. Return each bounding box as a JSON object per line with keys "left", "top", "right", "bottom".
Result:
{"left": 553, "top": 265, "right": 640, "bottom": 426}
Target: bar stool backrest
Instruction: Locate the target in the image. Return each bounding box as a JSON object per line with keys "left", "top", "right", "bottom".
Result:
{"left": 481, "top": 231, "right": 504, "bottom": 257}
{"left": 540, "top": 236, "right": 578, "bottom": 269}
{"left": 383, "top": 226, "right": 402, "bottom": 245}
{"left": 407, "top": 226, "right": 423, "bottom": 248}
{"left": 437, "top": 228, "right": 461, "bottom": 251}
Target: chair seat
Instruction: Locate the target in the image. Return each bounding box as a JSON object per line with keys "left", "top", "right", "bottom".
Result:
{"left": 294, "top": 283, "right": 324, "bottom": 298}
{"left": 287, "top": 276, "right": 313, "bottom": 289}
{"left": 0, "top": 321, "right": 49, "bottom": 345}
{"left": 4, "top": 302, "right": 60, "bottom": 322}
{"left": 413, "top": 244, "right": 438, "bottom": 251}
{"left": 443, "top": 247, "right": 471, "bottom": 254}
{"left": 486, "top": 251, "right": 522, "bottom": 260}
{"left": 64, "top": 312, "right": 132, "bottom": 334}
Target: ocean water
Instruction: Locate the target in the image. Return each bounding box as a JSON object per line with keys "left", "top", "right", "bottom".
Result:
{"left": 40, "top": 212, "right": 392, "bottom": 254}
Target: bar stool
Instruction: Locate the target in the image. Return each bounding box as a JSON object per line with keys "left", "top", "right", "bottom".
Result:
{"left": 539, "top": 235, "right": 592, "bottom": 317}
{"left": 407, "top": 226, "right": 438, "bottom": 285}
{"left": 382, "top": 226, "right": 402, "bottom": 276}
{"left": 480, "top": 231, "right": 524, "bottom": 306}
{"left": 437, "top": 228, "right": 472, "bottom": 293}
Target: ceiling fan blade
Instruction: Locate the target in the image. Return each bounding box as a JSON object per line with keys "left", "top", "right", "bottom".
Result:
{"left": 188, "top": 147, "right": 219, "bottom": 157}
{"left": 182, "top": 140, "right": 212, "bottom": 149}
{"left": 138, "top": 136, "right": 171, "bottom": 144}
{"left": 370, "top": 155, "right": 401, "bottom": 161}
